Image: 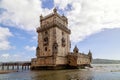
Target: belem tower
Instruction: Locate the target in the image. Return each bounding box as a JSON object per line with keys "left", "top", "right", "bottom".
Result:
{"left": 31, "top": 8, "right": 92, "bottom": 70}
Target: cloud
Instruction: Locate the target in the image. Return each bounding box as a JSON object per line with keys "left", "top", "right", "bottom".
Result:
{"left": 54, "top": 0, "right": 120, "bottom": 42}
{"left": 0, "top": 0, "right": 51, "bottom": 31}
{"left": 1, "top": 0, "right": 120, "bottom": 43}
{"left": 0, "top": 27, "right": 13, "bottom": 50}
{"left": 0, "top": 53, "right": 33, "bottom": 62}
{"left": 30, "top": 35, "right": 37, "bottom": 42}
{"left": 32, "top": 36, "right": 37, "bottom": 40}
{"left": 54, "top": 0, "right": 73, "bottom": 10}
{"left": 25, "top": 45, "right": 36, "bottom": 51}
{"left": 0, "top": 53, "right": 10, "bottom": 59}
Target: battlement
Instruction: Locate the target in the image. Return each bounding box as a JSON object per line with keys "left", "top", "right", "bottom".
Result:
{"left": 68, "top": 52, "right": 90, "bottom": 58}
{"left": 37, "top": 19, "right": 71, "bottom": 34}
{"left": 39, "top": 8, "right": 68, "bottom": 31}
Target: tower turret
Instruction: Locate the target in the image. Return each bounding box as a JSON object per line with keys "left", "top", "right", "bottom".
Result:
{"left": 53, "top": 7, "right": 57, "bottom": 13}
{"left": 88, "top": 50, "right": 92, "bottom": 63}
{"left": 73, "top": 46, "right": 79, "bottom": 53}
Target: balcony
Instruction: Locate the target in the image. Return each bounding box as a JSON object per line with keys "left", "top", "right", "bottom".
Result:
{"left": 37, "top": 20, "right": 71, "bottom": 34}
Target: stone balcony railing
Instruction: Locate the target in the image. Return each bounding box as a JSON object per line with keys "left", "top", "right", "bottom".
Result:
{"left": 37, "top": 20, "right": 71, "bottom": 34}
{"left": 68, "top": 52, "right": 90, "bottom": 58}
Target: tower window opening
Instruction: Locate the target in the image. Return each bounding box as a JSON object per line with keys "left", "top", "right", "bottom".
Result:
{"left": 44, "top": 37, "right": 48, "bottom": 42}
{"left": 76, "top": 51, "right": 78, "bottom": 53}
{"left": 62, "top": 32, "right": 64, "bottom": 35}
{"left": 55, "top": 46, "right": 57, "bottom": 49}
{"left": 45, "top": 31, "right": 48, "bottom": 35}
{"left": 45, "top": 47, "right": 47, "bottom": 51}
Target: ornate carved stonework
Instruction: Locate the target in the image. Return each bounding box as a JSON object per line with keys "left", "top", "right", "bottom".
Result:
{"left": 37, "top": 20, "right": 71, "bottom": 34}
{"left": 61, "top": 37, "right": 66, "bottom": 47}
{"left": 52, "top": 42, "right": 58, "bottom": 54}
{"left": 43, "top": 37, "right": 49, "bottom": 46}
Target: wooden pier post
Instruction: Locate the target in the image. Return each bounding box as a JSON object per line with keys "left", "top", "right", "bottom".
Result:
{"left": 17, "top": 65, "right": 19, "bottom": 70}
{"left": 2, "top": 65, "right": 4, "bottom": 70}
{"left": 22, "top": 65, "right": 23, "bottom": 70}
{"left": 12, "top": 66, "right": 14, "bottom": 70}
{"left": 25, "top": 66, "right": 26, "bottom": 70}
{"left": 27, "top": 65, "right": 29, "bottom": 70}
{"left": 7, "top": 66, "right": 9, "bottom": 70}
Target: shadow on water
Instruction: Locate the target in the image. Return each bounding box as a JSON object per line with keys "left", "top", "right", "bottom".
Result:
{"left": 30, "top": 69, "right": 94, "bottom": 80}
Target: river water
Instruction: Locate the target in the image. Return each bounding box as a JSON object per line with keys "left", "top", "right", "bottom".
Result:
{"left": 0, "top": 64, "right": 120, "bottom": 80}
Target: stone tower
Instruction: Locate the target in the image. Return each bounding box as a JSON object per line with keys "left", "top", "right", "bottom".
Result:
{"left": 31, "top": 8, "right": 71, "bottom": 69}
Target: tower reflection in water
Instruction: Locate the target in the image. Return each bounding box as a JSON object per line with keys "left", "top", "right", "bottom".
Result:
{"left": 31, "top": 69, "right": 94, "bottom": 80}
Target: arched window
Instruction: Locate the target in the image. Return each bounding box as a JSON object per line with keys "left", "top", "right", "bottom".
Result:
{"left": 61, "top": 37, "right": 66, "bottom": 47}
{"left": 62, "top": 32, "right": 64, "bottom": 35}
{"left": 53, "top": 42, "right": 58, "bottom": 53}
{"left": 45, "top": 47, "right": 47, "bottom": 51}
{"left": 76, "top": 51, "right": 78, "bottom": 53}
{"left": 44, "top": 37, "right": 48, "bottom": 42}
{"left": 43, "top": 37, "right": 48, "bottom": 46}
{"left": 45, "top": 31, "right": 48, "bottom": 35}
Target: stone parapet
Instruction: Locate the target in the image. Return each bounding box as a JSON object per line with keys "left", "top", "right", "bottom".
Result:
{"left": 37, "top": 20, "right": 71, "bottom": 34}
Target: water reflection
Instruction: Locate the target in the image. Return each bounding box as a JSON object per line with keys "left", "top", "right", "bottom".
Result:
{"left": 1, "top": 64, "right": 120, "bottom": 80}
{"left": 30, "top": 69, "right": 94, "bottom": 80}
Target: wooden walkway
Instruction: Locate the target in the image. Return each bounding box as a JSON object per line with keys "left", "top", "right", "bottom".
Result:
{"left": 0, "top": 62, "right": 31, "bottom": 70}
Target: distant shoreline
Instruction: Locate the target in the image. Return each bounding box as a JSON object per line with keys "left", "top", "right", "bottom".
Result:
{"left": 92, "top": 59, "right": 120, "bottom": 64}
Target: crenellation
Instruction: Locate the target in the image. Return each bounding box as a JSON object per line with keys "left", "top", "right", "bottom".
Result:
{"left": 37, "top": 20, "right": 71, "bottom": 34}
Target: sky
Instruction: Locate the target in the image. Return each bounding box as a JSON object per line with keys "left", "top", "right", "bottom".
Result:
{"left": 0, "top": 0, "right": 120, "bottom": 62}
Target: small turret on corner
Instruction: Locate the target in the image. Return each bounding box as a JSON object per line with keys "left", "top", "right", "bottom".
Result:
{"left": 87, "top": 50, "right": 93, "bottom": 68}
{"left": 73, "top": 45, "right": 79, "bottom": 53}
{"left": 88, "top": 50, "right": 92, "bottom": 63}
{"left": 36, "top": 46, "right": 40, "bottom": 58}
{"left": 53, "top": 7, "right": 57, "bottom": 13}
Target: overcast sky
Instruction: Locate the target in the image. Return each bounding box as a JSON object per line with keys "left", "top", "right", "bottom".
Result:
{"left": 0, "top": 0, "right": 120, "bottom": 62}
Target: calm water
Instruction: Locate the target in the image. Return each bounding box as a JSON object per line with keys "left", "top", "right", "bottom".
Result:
{"left": 0, "top": 64, "right": 120, "bottom": 80}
